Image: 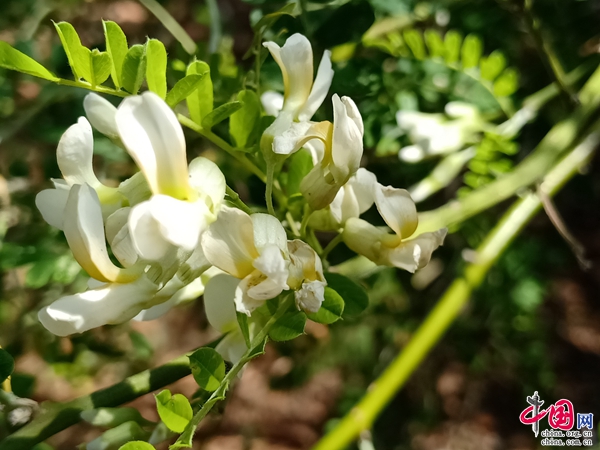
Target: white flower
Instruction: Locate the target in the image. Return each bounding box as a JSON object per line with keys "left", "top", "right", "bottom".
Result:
{"left": 261, "top": 33, "right": 334, "bottom": 156}
{"left": 116, "top": 92, "right": 226, "bottom": 260}
{"left": 286, "top": 240, "right": 326, "bottom": 312}
{"left": 310, "top": 168, "right": 377, "bottom": 230}
{"left": 35, "top": 117, "right": 121, "bottom": 229}
{"left": 299, "top": 95, "right": 364, "bottom": 210}
{"left": 343, "top": 184, "right": 447, "bottom": 272}
{"left": 397, "top": 102, "right": 482, "bottom": 162}
{"left": 201, "top": 206, "right": 290, "bottom": 315}
{"left": 83, "top": 93, "right": 119, "bottom": 140}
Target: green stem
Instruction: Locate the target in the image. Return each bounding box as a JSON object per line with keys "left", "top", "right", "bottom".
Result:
{"left": 225, "top": 185, "right": 252, "bottom": 215}
{"left": 300, "top": 204, "right": 312, "bottom": 238}
{"left": 138, "top": 0, "right": 197, "bottom": 55}
{"left": 0, "top": 352, "right": 196, "bottom": 450}
{"left": 321, "top": 233, "right": 343, "bottom": 260}
{"left": 266, "top": 162, "right": 276, "bottom": 216}
{"left": 55, "top": 78, "right": 129, "bottom": 98}
{"left": 286, "top": 211, "right": 301, "bottom": 237}
{"left": 173, "top": 296, "right": 293, "bottom": 448}
{"left": 312, "top": 133, "right": 599, "bottom": 450}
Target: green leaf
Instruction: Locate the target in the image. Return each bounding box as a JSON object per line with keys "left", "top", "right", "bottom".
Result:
{"left": 444, "top": 30, "right": 462, "bottom": 66}
{"left": 229, "top": 90, "right": 261, "bottom": 149}
{"left": 0, "top": 348, "right": 15, "bottom": 384}
{"left": 121, "top": 44, "right": 147, "bottom": 94}
{"left": 248, "top": 338, "right": 267, "bottom": 358}
{"left": 0, "top": 42, "right": 58, "bottom": 81}
{"left": 119, "top": 442, "right": 156, "bottom": 450}
{"left": 90, "top": 49, "right": 112, "bottom": 86}
{"left": 103, "top": 20, "right": 128, "bottom": 89}
{"left": 54, "top": 21, "right": 89, "bottom": 81}
{"left": 269, "top": 311, "right": 307, "bottom": 342}
{"left": 480, "top": 50, "right": 507, "bottom": 81}
{"left": 146, "top": 39, "right": 168, "bottom": 99}
{"left": 424, "top": 30, "right": 445, "bottom": 58}
{"left": 244, "top": 3, "right": 297, "bottom": 59}
{"left": 86, "top": 421, "right": 148, "bottom": 450}
{"left": 493, "top": 68, "right": 519, "bottom": 96}
{"left": 201, "top": 101, "right": 242, "bottom": 129}
{"left": 165, "top": 74, "right": 205, "bottom": 108}
{"left": 403, "top": 29, "right": 425, "bottom": 60}
{"left": 81, "top": 407, "right": 153, "bottom": 428}
{"left": 286, "top": 149, "right": 313, "bottom": 195}
{"left": 25, "top": 259, "right": 55, "bottom": 288}
{"left": 461, "top": 34, "right": 482, "bottom": 69}
{"left": 236, "top": 311, "right": 251, "bottom": 349}
{"left": 155, "top": 390, "right": 193, "bottom": 434}
{"left": 186, "top": 60, "right": 213, "bottom": 124}
{"left": 324, "top": 273, "right": 369, "bottom": 318}
{"left": 188, "top": 347, "right": 225, "bottom": 392}
{"left": 306, "top": 287, "right": 345, "bottom": 325}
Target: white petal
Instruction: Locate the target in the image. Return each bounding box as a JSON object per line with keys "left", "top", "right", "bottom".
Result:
{"left": 149, "top": 195, "right": 210, "bottom": 251}
{"left": 251, "top": 213, "right": 288, "bottom": 252}
{"left": 298, "top": 50, "right": 334, "bottom": 122}
{"left": 134, "top": 277, "right": 205, "bottom": 321}
{"left": 300, "top": 164, "right": 340, "bottom": 210}
{"left": 328, "top": 188, "right": 345, "bottom": 224}
{"left": 35, "top": 188, "right": 70, "bottom": 230}
{"left": 57, "top": 117, "right": 101, "bottom": 188}
{"left": 252, "top": 244, "right": 289, "bottom": 290}
{"left": 398, "top": 145, "right": 426, "bottom": 163}
{"left": 38, "top": 276, "right": 158, "bottom": 336}
{"left": 445, "top": 102, "right": 478, "bottom": 119}
{"left": 201, "top": 206, "right": 258, "bottom": 278}
{"left": 128, "top": 200, "right": 173, "bottom": 261}
{"left": 374, "top": 184, "right": 418, "bottom": 239}
{"left": 340, "top": 96, "right": 364, "bottom": 136}
{"left": 348, "top": 168, "right": 377, "bottom": 214}
{"left": 330, "top": 95, "right": 363, "bottom": 184}
{"left": 342, "top": 218, "right": 387, "bottom": 263}
{"left": 234, "top": 273, "right": 267, "bottom": 315}
{"left": 105, "top": 207, "right": 138, "bottom": 267}
{"left": 272, "top": 120, "right": 313, "bottom": 155}
{"left": 188, "top": 157, "right": 226, "bottom": 211}
{"left": 295, "top": 280, "right": 326, "bottom": 313}
{"left": 385, "top": 229, "right": 447, "bottom": 273}
{"left": 116, "top": 92, "right": 189, "bottom": 198}
{"left": 261, "top": 91, "right": 284, "bottom": 117}
{"left": 203, "top": 274, "right": 239, "bottom": 333}
{"left": 264, "top": 33, "right": 313, "bottom": 116}
{"left": 215, "top": 331, "right": 247, "bottom": 363}
{"left": 64, "top": 184, "right": 129, "bottom": 282}
{"left": 83, "top": 93, "right": 119, "bottom": 139}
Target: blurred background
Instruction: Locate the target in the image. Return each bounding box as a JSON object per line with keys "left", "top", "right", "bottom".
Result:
{"left": 1, "top": 0, "right": 600, "bottom": 448}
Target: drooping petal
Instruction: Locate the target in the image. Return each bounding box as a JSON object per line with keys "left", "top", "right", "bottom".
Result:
{"left": 57, "top": 117, "right": 102, "bottom": 188}
{"left": 201, "top": 206, "right": 258, "bottom": 279}
{"left": 38, "top": 276, "right": 158, "bottom": 336}
{"left": 374, "top": 184, "right": 418, "bottom": 239}
{"left": 330, "top": 95, "right": 363, "bottom": 184}
{"left": 251, "top": 213, "right": 288, "bottom": 253}
{"left": 295, "top": 280, "right": 326, "bottom": 313}
{"left": 203, "top": 273, "right": 240, "bottom": 333}
{"left": 128, "top": 200, "right": 173, "bottom": 261}
{"left": 116, "top": 92, "right": 189, "bottom": 199}
{"left": 261, "top": 91, "right": 284, "bottom": 117}
{"left": 287, "top": 239, "right": 324, "bottom": 289}
{"left": 342, "top": 218, "right": 388, "bottom": 263}
{"left": 350, "top": 168, "right": 377, "bottom": 214}
{"left": 252, "top": 244, "right": 289, "bottom": 290}
{"left": 272, "top": 120, "right": 313, "bottom": 155}
{"left": 35, "top": 188, "right": 70, "bottom": 230}
{"left": 188, "top": 156, "right": 226, "bottom": 211}
{"left": 264, "top": 34, "right": 313, "bottom": 116}
{"left": 384, "top": 228, "right": 447, "bottom": 273}
{"left": 298, "top": 50, "right": 334, "bottom": 122}
{"left": 83, "top": 93, "right": 119, "bottom": 139}
{"left": 105, "top": 207, "right": 138, "bottom": 267}
{"left": 64, "top": 184, "right": 134, "bottom": 283}
{"left": 300, "top": 164, "right": 340, "bottom": 210}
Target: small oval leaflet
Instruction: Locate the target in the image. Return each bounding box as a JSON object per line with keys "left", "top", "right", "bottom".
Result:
{"left": 188, "top": 347, "right": 226, "bottom": 392}
{"left": 154, "top": 389, "right": 193, "bottom": 434}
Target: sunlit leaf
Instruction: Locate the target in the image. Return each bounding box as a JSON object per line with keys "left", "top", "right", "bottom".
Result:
{"left": 154, "top": 390, "right": 192, "bottom": 434}
{"left": 424, "top": 29, "right": 445, "bottom": 59}
{"left": 165, "top": 74, "right": 205, "bottom": 108}
{"left": 53, "top": 21, "right": 89, "bottom": 80}
{"left": 103, "top": 20, "right": 128, "bottom": 89}
{"left": 444, "top": 30, "right": 462, "bottom": 66}
{"left": 494, "top": 68, "right": 519, "bottom": 96}
{"left": 188, "top": 347, "right": 225, "bottom": 392}
{"left": 201, "top": 101, "right": 242, "bottom": 129}
{"left": 0, "top": 42, "right": 58, "bottom": 81}
{"left": 404, "top": 29, "right": 425, "bottom": 60}
{"left": 121, "top": 44, "right": 147, "bottom": 94}
{"left": 90, "top": 49, "right": 112, "bottom": 86}
{"left": 146, "top": 39, "right": 167, "bottom": 99}
{"left": 461, "top": 34, "right": 482, "bottom": 69}
{"left": 86, "top": 421, "right": 148, "bottom": 450}
{"left": 81, "top": 407, "right": 154, "bottom": 428}
{"left": 269, "top": 310, "right": 307, "bottom": 342}
{"left": 306, "top": 287, "right": 345, "bottom": 324}
{"left": 119, "top": 442, "right": 156, "bottom": 450}
{"left": 229, "top": 90, "right": 261, "bottom": 148}
{"left": 186, "top": 60, "right": 213, "bottom": 124}
{"left": 480, "top": 50, "right": 507, "bottom": 81}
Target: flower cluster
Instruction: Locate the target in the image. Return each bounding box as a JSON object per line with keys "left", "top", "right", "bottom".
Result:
{"left": 35, "top": 33, "right": 446, "bottom": 357}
